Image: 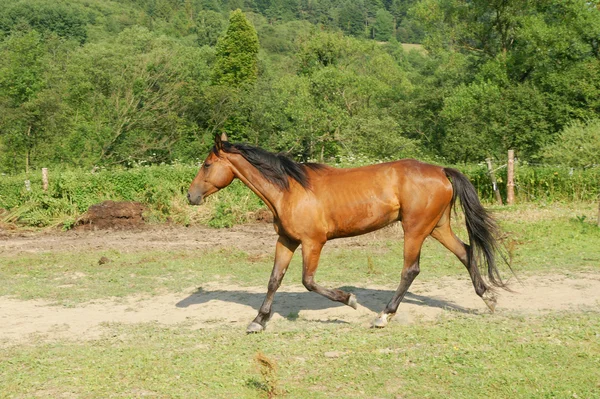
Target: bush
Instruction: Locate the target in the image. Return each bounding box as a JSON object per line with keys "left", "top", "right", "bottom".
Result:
{"left": 456, "top": 164, "right": 600, "bottom": 203}
{"left": 0, "top": 165, "right": 199, "bottom": 227}
{"left": 543, "top": 119, "right": 600, "bottom": 169}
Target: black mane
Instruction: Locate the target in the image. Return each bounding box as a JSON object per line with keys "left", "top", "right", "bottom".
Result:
{"left": 216, "top": 142, "right": 326, "bottom": 190}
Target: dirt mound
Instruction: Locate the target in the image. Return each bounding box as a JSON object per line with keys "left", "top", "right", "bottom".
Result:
{"left": 253, "top": 208, "right": 274, "bottom": 223}
{"left": 75, "top": 201, "right": 145, "bottom": 230}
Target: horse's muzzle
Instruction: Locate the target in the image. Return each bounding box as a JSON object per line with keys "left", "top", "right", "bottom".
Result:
{"left": 187, "top": 192, "right": 203, "bottom": 205}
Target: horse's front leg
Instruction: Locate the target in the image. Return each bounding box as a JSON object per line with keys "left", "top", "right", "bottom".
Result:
{"left": 247, "top": 235, "right": 299, "bottom": 334}
{"left": 301, "top": 239, "right": 358, "bottom": 309}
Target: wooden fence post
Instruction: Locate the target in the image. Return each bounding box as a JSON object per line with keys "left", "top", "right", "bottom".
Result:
{"left": 597, "top": 194, "right": 600, "bottom": 227}
{"left": 486, "top": 158, "right": 503, "bottom": 205}
{"left": 507, "top": 150, "right": 515, "bottom": 205}
{"left": 42, "top": 168, "right": 49, "bottom": 191}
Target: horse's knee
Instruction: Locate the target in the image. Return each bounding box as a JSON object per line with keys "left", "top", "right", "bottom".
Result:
{"left": 268, "top": 277, "right": 282, "bottom": 292}
{"left": 402, "top": 263, "right": 420, "bottom": 280}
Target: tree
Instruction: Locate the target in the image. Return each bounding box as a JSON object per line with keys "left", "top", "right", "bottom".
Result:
{"left": 0, "top": 0, "right": 89, "bottom": 43}
{"left": 196, "top": 10, "right": 226, "bottom": 46}
{"left": 439, "top": 82, "right": 551, "bottom": 163}
{"left": 0, "top": 30, "right": 47, "bottom": 173}
{"left": 57, "top": 27, "right": 212, "bottom": 167}
{"left": 297, "top": 31, "right": 348, "bottom": 74}
{"left": 543, "top": 119, "right": 600, "bottom": 169}
{"left": 337, "top": 1, "right": 366, "bottom": 37}
{"left": 212, "top": 9, "right": 260, "bottom": 86}
{"left": 265, "top": 0, "right": 299, "bottom": 22}
{"left": 542, "top": 118, "right": 600, "bottom": 227}
{"left": 373, "top": 8, "right": 394, "bottom": 41}
{"left": 413, "top": 0, "right": 600, "bottom": 82}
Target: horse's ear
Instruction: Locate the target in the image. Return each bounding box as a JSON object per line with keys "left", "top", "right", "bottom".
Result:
{"left": 214, "top": 133, "right": 223, "bottom": 151}
{"left": 220, "top": 132, "right": 229, "bottom": 142}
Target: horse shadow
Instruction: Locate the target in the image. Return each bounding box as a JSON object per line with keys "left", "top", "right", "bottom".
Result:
{"left": 175, "top": 285, "right": 474, "bottom": 320}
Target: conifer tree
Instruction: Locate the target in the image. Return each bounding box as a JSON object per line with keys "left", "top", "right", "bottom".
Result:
{"left": 212, "top": 9, "right": 259, "bottom": 86}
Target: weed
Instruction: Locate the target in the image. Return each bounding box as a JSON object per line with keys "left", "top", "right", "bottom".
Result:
{"left": 208, "top": 201, "right": 235, "bottom": 228}
{"left": 571, "top": 215, "right": 600, "bottom": 235}
{"left": 287, "top": 311, "right": 300, "bottom": 321}
{"left": 367, "top": 255, "right": 379, "bottom": 275}
{"left": 254, "top": 352, "right": 281, "bottom": 398}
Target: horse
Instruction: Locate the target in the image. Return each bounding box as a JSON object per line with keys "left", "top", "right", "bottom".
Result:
{"left": 188, "top": 133, "right": 509, "bottom": 333}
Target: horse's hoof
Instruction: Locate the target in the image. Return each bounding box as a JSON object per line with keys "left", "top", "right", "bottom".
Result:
{"left": 482, "top": 292, "right": 497, "bottom": 313}
{"left": 246, "top": 322, "right": 265, "bottom": 334}
{"left": 372, "top": 312, "right": 390, "bottom": 328}
{"left": 347, "top": 293, "right": 358, "bottom": 309}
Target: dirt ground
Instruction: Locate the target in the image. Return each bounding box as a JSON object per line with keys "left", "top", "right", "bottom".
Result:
{"left": 1, "top": 223, "right": 599, "bottom": 345}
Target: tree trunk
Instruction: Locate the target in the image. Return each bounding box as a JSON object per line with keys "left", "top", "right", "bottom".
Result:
{"left": 597, "top": 195, "right": 600, "bottom": 227}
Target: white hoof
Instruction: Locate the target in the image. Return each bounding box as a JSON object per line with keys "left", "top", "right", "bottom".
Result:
{"left": 482, "top": 292, "right": 497, "bottom": 313}
{"left": 347, "top": 293, "right": 358, "bottom": 309}
{"left": 372, "top": 312, "right": 392, "bottom": 328}
{"left": 246, "top": 322, "right": 265, "bottom": 334}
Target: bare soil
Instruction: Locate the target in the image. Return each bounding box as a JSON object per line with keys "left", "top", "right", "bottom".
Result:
{"left": 0, "top": 221, "right": 402, "bottom": 255}
{"left": 1, "top": 223, "right": 599, "bottom": 345}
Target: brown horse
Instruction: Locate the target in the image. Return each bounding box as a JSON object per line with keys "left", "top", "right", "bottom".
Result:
{"left": 188, "top": 133, "right": 509, "bottom": 333}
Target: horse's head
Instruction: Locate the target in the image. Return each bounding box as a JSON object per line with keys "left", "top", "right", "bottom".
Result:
{"left": 187, "top": 133, "right": 235, "bottom": 205}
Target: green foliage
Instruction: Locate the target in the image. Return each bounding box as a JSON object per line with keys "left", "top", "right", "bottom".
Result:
{"left": 0, "top": 28, "right": 61, "bottom": 173}
{"left": 543, "top": 119, "right": 600, "bottom": 168}
{"left": 0, "top": 0, "right": 89, "bottom": 43}
{"left": 373, "top": 8, "right": 394, "bottom": 41}
{"left": 336, "top": 1, "right": 366, "bottom": 37}
{"left": 0, "top": 0, "right": 599, "bottom": 177}
{"left": 297, "top": 31, "right": 348, "bottom": 73}
{"left": 206, "top": 180, "right": 264, "bottom": 228}
{"left": 0, "top": 165, "right": 198, "bottom": 227}
{"left": 457, "top": 163, "right": 600, "bottom": 203}
{"left": 439, "top": 82, "right": 552, "bottom": 162}
{"left": 195, "top": 10, "right": 226, "bottom": 46}
{"left": 212, "top": 9, "right": 259, "bottom": 86}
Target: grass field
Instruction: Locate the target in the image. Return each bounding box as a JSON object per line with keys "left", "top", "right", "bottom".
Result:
{"left": 1, "top": 313, "right": 599, "bottom": 398}
{"left": 1, "top": 203, "right": 599, "bottom": 398}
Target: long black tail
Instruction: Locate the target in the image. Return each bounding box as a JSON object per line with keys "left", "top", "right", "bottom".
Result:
{"left": 444, "top": 168, "right": 509, "bottom": 289}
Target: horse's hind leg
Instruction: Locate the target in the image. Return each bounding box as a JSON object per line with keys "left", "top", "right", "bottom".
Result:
{"left": 430, "top": 221, "right": 496, "bottom": 312}
{"left": 373, "top": 230, "right": 427, "bottom": 328}
{"left": 301, "top": 239, "right": 357, "bottom": 309}
{"left": 247, "top": 235, "right": 299, "bottom": 333}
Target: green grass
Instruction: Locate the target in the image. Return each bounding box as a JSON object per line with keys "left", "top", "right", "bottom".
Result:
{"left": 1, "top": 313, "right": 598, "bottom": 398}
{"left": 1, "top": 205, "right": 599, "bottom": 305}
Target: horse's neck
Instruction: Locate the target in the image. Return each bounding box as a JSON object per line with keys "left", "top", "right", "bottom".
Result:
{"left": 226, "top": 154, "right": 284, "bottom": 216}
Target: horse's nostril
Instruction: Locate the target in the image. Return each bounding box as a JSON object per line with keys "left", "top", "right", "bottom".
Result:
{"left": 187, "top": 192, "right": 191, "bottom": 200}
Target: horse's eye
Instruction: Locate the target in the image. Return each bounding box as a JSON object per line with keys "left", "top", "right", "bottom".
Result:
{"left": 204, "top": 163, "right": 211, "bottom": 169}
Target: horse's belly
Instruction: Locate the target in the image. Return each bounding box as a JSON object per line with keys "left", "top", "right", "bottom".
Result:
{"left": 327, "top": 207, "right": 399, "bottom": 239}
